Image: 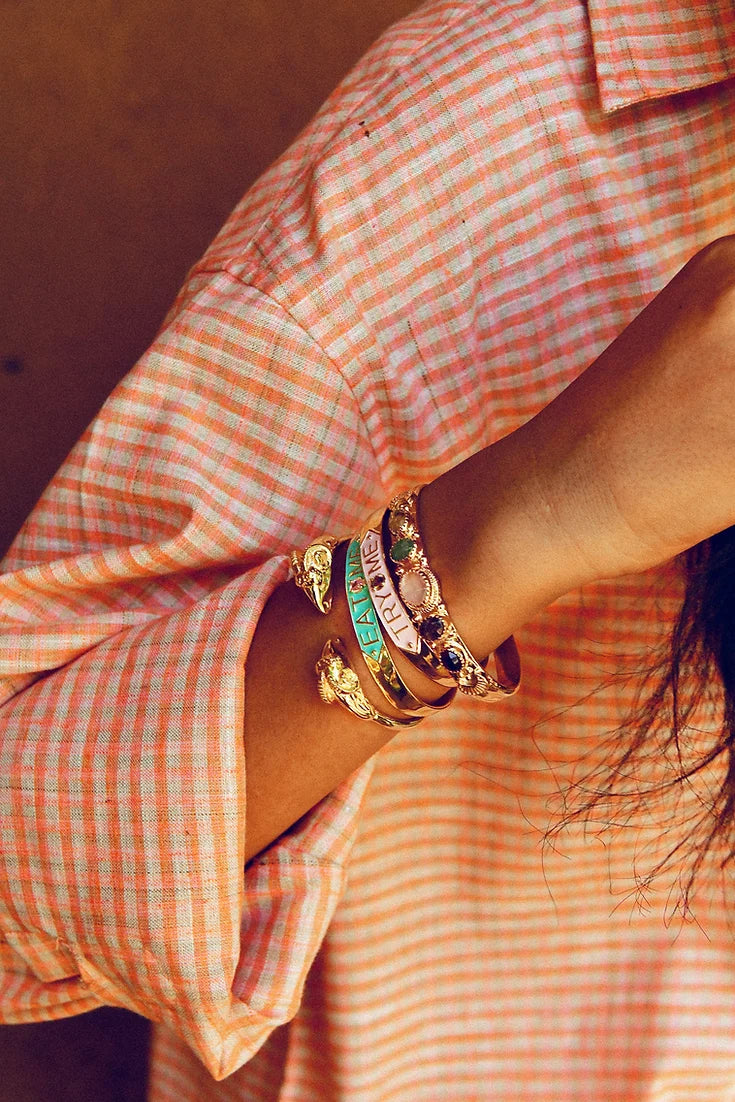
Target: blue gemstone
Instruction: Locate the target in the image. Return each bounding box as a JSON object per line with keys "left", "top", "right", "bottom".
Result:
{"left": 441, "top": 648, "right": 463, "bottom": 672}
{"left": 420, "top": 616, "right": 445, "bottom": 642}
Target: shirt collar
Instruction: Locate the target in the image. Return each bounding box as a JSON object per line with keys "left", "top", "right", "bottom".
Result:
{"left": 587, "top": 0, "right": 735, "bottom": 111}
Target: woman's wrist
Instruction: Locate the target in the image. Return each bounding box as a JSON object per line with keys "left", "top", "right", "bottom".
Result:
{"left": 418, "top": 422, "right": 597, "bottom": 665}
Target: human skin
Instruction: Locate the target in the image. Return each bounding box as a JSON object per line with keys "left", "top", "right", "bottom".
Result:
{"left": 243, "top": 236, "right": 735, "bottom": 862}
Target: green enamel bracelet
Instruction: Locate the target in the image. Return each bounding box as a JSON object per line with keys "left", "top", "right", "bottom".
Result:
{"left": 344, "top": 538, "right": 439, "bottom": 718}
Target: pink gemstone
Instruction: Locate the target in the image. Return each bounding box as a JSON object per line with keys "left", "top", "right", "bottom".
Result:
{"left": 399, "top": 570, "right": 430, "bottom": 608}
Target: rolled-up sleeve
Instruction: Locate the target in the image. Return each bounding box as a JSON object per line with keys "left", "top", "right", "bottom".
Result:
{"left": 0, "top": 269, "right": 381, "bottom": 1078}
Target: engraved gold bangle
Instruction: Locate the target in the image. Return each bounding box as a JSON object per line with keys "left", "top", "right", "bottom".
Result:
{"left": 345, "top": 538, "right": 454, "bottom": 716}
{"left": 386, "top": 488, "right": 521, "bottom": 699}
{"left": 290, "top": 536, "right": 343, "bottom": 614}
{"left": 362, "top": 514, "right": 456, "bottom": 687}
{"left": 315, "top": 638, "right": 422, "bottom": 728}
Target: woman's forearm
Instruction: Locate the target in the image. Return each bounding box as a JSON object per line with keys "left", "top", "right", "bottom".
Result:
{"left": 243, "top": 237, "right": 735, "bottom": 863}
{"left": 242, "top": 426, "right": 587, "bottom": 862}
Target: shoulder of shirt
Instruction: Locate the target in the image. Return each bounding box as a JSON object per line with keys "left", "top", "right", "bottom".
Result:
{"left": 189, "top": 1, "right": 479, "bottom": 282}
{"left": 172, "top": 0, "right": 735, "bottom": 301}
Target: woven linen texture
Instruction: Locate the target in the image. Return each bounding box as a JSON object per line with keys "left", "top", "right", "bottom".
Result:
{"left": 2, "top": 0, "right": 735, "bottom": 1096}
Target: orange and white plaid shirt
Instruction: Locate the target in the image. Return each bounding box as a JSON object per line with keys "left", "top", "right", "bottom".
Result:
{"left": 2, "top": 1, "right": 735, "bottom": 1098}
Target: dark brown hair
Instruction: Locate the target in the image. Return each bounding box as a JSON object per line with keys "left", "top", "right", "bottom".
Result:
{"left": 557, "top": 528, "right": 735, "bottom": 912}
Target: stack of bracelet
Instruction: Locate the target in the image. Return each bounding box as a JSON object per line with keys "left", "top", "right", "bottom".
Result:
{"left": 289, "top": 486, "right": 521, "bottom": 729}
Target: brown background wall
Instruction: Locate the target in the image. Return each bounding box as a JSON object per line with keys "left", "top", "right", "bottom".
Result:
{"left": 0, "top": 1, "right": 421, "bottom": 1097}
{"left": 0, "top": 0, "right": 421, "bottom": 556}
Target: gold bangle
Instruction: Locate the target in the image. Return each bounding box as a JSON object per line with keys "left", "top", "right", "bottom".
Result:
{"left": 386, "top": 488, "right": 521, "bottom": 699}
{"left": 363, "top": 512, "right": 457, "bottom": 688}
{"left": 315, "top": 638, "right": 422, "bottom": 728}
{"left": 290, "top": 536, "right": 343, "bottom": 614}
{"left": 344, "top": 537, "right": 455, "bottom": 716}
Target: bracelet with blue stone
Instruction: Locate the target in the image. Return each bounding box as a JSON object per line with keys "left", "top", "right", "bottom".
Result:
{"left": 386, "top": 488, "right": 521, "bottom": 699}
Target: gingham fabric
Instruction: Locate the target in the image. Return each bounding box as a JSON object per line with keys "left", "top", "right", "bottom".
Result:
{"left": 2, "top": 0, "right": 735, "bottom": 1098}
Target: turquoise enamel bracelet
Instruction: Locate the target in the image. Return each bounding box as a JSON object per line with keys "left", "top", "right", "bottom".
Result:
{"left": 344, "top": 538, "right": 442, "bottom": 717}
